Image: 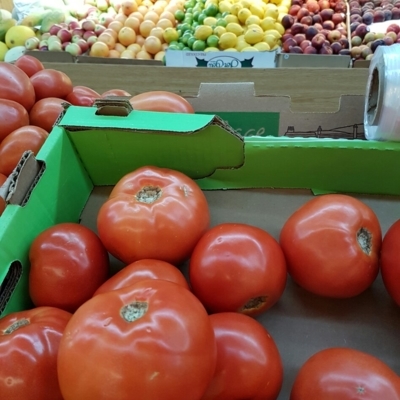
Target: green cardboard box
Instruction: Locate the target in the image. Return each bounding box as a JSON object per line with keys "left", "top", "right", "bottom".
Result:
{"left": 1, "top": 99, "right": 400, "bottom": 399}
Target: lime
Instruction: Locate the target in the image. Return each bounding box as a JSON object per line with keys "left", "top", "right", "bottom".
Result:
{"left": 193, "top": 10, "right": 201, "bottom": 20}
{"left": 186, "top": 7, "right": 193, "bottom": 13}
{"left": 215, "top": 18, "right": 227, "bottom": 27}
{"left": 180, "top": 23, "right": 193, "bottom": 33}
{"left": 181, "top": 31, "right": 192, "bottom": 44}
{"left": 194, "top": 24, "right": 213, "bottom": 40}
{"left": 177, "top": 42, "right": 185, "bottom": 49}
{"left": 192, "top": 39, "right": 206, "bottom": 50}
{"left": 175, "top": 9, "right": 185, "bottom": 22}
{"left": 206, "top": 34, "right": 219, "bottom": 47}
{"left": 204, "top": 3, "right": 219, "bottom": 16}
{"left": 168, "top": 44, "right": 180, "bottom": 50}
{"left": 184, "top": 0, "right": 195, "bottom": 9}
{"left": 198, "top": 12, "right": 207, "bottom": 24}
{"left": 187, "top": 36, "right": 197, "bottom": 48}
{"left": 182, "top": 46, "right": 191, "bottom": 50}
{"left": 221, "top": 11, "right": 230, "bottom": 17}
{"left": 192, "top": 22, "right": 199, "bottom": 29}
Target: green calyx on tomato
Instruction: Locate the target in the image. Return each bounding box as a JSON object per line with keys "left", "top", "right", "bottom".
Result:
{"left": 120, "top": 301, "right": 148, "bottom": 322}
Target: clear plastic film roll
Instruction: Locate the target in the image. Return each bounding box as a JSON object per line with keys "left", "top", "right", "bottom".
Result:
{"left": 364, "top": 44, "right": 400, "bottom": 141}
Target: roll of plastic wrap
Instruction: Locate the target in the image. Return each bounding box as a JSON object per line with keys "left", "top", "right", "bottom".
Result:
{"left": 364, "top": 44, "right": 400, "bottom": 141}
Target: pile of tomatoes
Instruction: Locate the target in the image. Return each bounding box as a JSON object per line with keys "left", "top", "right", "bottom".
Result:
{"left": 1, "top": 164, "right": 400, "bottom": 400}
{"left": 0, "top": 56, "right": 194, "bottom": 216}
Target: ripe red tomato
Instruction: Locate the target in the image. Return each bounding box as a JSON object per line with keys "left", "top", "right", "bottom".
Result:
{"left": 129, "top": 91, "right": 194, "bottom": 113}
{"left": 102, "top": 89, "right": 132, "bottom": 97}
{"left": 0, "top": 62, "right": 36, "bottom": 111}
{"left": 0, "top": 125, "right": 48, "bottom": 176}
{"left": 30, "top": 69, "right": 73, "bottom": 100}
{"left": 0, "top": 99, "right": 30, "bottom": 143}
{"left": 14, "top": 55, "right": 45, "bottom": 78}
{"left": 380, "top": 219, "right": 400, "bottom": 306}
{"left": 97, "top": 166, "right": 210, "bottom": 265}
{"left": 93, "top": 258, "right": 190, "bottom": 296}
{"left": 201, "top": 312, "right": 283, "bottom": 400}
{"left": 290, "top": 347, "right": 400, "bottom": 400}
{"left": 279, "top": 194, "right": 382, "bottom": 298}
{"left": 0, "top": 306, "right": 71, "bottom": 400}
{"left": 57, "top": 279, "right": 217, "bottom": 400}
{"left": 29, "top": 222, "right": 110, "bottom": 313}
{"left": 29, "top": 97, "right": 69, "bottom": 133}
{"left": 0, "top": 173, "right": 7, "bottom": 186}
{"left": 189, "top": 223, "right": 287, "bottom": 316}
{"left": 0, "top": 196, "right": 5, "bottom": 217}
{"left": 66, "top": 85, "right": 101, "bottom": 106}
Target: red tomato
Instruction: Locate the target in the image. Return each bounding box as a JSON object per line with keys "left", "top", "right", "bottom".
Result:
{"left": 279, "top": 194, "right": 382, "bottom": 298}
{"left": 0, "top": 99, "right": 30, "bottom": 143}
{"left": 93, "top": 258, "right": 190, "bottom": 296}
{"left": 29, "top": 222, "right": 110, "bottom": 313}
{"left": 0, "top": 125, "right": 48, "bottom": 176}
{"left": 0, "top": 173, "right": 7, "bottom": 186}
{"left": 189, "top": 223, "right": 287, "bottom": 316}
{"left": 380, "top": 219, "right": 400, "bottom": 306}
{"left": 129, "top": 91, "right": 194, "bottom": 113}
{"left": 0, "top": 196, "right": 5, "bottom": 217}
{"left": 97, "top": 166, "right": 210, "bottom": 265}
{"left": 57, "top": 279, "right": 217, "bottom": 400}
{"left": 29, "top": 97, "right": 69, "bottom": 133}
{"left": 0, "top": 306, "right": 71, "bottom": 400}
{"left": 201, "top": 312, "right": 283, "bottom": 400}
{"left": 30, "top": 69, "right": 73, "bottom": 100}
{"left": 290, "top": 347, "right": 400, "bottom": 400}
{"left": 102, "top": 89, "right": 132, "bottom": 97}
{"left": 14, "top": 55, "right": 45, "bottom": 77}
{"left": 0, "top": 62, "right": 36, "bottom": 111}
{"left": 66, "top": 85, "right": 101, "bottom": 106}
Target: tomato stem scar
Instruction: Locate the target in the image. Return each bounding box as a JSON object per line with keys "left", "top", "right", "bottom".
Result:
{"left": 135, "top": 186, "right": 162, "bottom": 204}
{"left": 3, "top": 318, "right": 30, "bottom": 334}
{"left": 120, "top": 301, "right": 148, "bottom": 322}
{"left": 238, "top": 296, "right": 267, "bottom": 314}
{"left": 357, "top": 228, "right": 372, "bottom": 255}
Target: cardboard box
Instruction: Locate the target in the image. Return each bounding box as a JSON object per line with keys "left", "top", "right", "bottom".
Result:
{"left": 276, "top": 53, "right": 352, "bottom": 68}
{"left": 1, "top": 100, "right": 400, "bottom": 399}
{"left": 165, "top": 49, "right": 278, "bottom": 68}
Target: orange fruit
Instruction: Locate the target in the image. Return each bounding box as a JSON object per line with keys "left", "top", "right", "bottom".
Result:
{"left": 90, "top": 41, "right": 110, "bottom": 57}
{"left": 157, "top": 18, "right": 173, "bottom": 29}
{"left": 154, "top": 50, "right": 165, "bottom": 61}
{"left": 143, "top": 10, "right": 159, "bottom": 23}
{"left": 124, "top": 16, "right": 141, "bottom": 32}
{"left": 114, "top": 42, "right": 127, "bottom": 52}
{"left": 139, "top": 20, "right": 156, "bottom": 37}
{"left": 143, "top": 35, "right": 162, "bottom": 54}
{"left": 121, "top": 0, "right": 138, "bottom": 16}
{"left": 129, "top": 11, "right": 144, "bottom": 22}
{"left": 98, "top": 32, "right": 116, "bottom": 49}
{"left": 108, "top": 20, "right": 124, "bottom": 33}
{"left": 159, "top": 11, "right": 175, "bottom": 24}
{"left": 161, "top": 42, "right": 169, "bottom": 50}
{"left": 142, "top": 0, "right": 153, "bottom": 7}
{"left": 149, "top": 27, "right": 165, "bottom": 41}
{"left": 135, "top": 34, "right": 146, "bottom": 46}
{"left": 109, "top": 49, "right": 121, "bottom": 58}
{"left": 118, "top": 26, "right": 137, "bottom": 46}
{"left": 138, "top": 5, "right": 148, "bottom": 15}
{"left": 120, "top": 49, "right": 136, "bottom": 58}
{"left": 103, "top": 28, "right": 118, "bottom": 40}
{"left": 127, "top": 43, "right": 141, "bottom": 53}
{"left": 151, "top": 2, "right": 165, "bottom": 14}
{"left": 136, "top": 49, "right": 152, "bottom": 59}
{"left": 115, "top": 13, "right": 128, "bottom": 23}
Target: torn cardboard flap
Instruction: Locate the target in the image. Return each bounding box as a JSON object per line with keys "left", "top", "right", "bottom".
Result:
{"left": 94, "top": 98, "right": 133, "bottom": 117}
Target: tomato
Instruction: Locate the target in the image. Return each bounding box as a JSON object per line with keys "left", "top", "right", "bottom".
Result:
{"left": 0, "top": 306, "right": 71, "bottom": 400}
{"left": 29, "top": 97, "right": 69, "bottom": 133}
{"left": 380, "top": 219, "right": 400, "bottom": 306}
{"left": 97, "top": 166, "right": 210, "bottom": 265}
{"left": 102, "top": 89, "right": 132, "bottom": 97}
{"left": 30, "top": 69, "right": 73, "bottom": 100}
{"left": 201, "top": 312, "right": 283, "bottom": 400}
{"left": 14, "top": 55, "right": 45, "bottom": 78}
{"left": 189, "top": 223, "right": 287, "bottom": 316}
{"left": 0, "top": 99, "right": 30, "bottom": 143}
{"left": 129, "top": 91, "right": 194, "bottom": 113}
{"left": 0, "top": 62, "right": 36, "bottom": 111}
{"left": 29, "top": 222, "right": 110, "bottom": 313}
{"left": 0, "top": 196, "right": 5, "bottom": 217}
{"left": 66, "top": 85, "right": 101, "bottom": 107}
{"left": 0, "top": 173, "right": 7, "bottom": 186}
{"left": 57, "top": 279, "right": 217, "bottom": 400}
{"left": 290, "top": 347, "right": 400, "bottom": 400}
{"left": 279, "top": 194, "right": 382, "bottom": 299}
{"left": 0, "top": 125, "right": 48, "bottom": 176}
{"left": 93, "top": 258, "right": 190, "bottom": 296}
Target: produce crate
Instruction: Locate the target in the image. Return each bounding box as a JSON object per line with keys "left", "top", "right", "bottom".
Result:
{"left": 0, "top": 98, "right": 400, "bottom": 399}
{"left": 275, "top": 53, "right": 352, "bottom": 68}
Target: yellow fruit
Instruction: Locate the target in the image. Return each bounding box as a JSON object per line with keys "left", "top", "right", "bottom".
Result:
{"left": 203, "top": 17, "right": 217, "bottom": 26}
{"left": 240, "top": 0, "right": 251, "bottom": 7}
{"left": 230, "top": 3, "right": 243, "bottom": 15}
{"left": 204, "top": 46, "right": 219, "bottom": 51}
{"left": 226, "top": 22, "right": 244, "bottom": 36}
{"left": 0, "top": 41, "right": 8, "bottom": 61}
{"left": 247, "top": 23, "right": 263, "bottom": 33}
{"left": 241, "top": 46, "right": 259, "bottom": 51}
{"left": 213, "top": 26, "right": 227, "bottom": 37}
{"left": 235, "top": 40, "right": 249, "bottom": 50}
{"left": 237, "top": 8, "right": 251, "bottom": 24}
{"left": 250, "top": 4, "right": 264, "bottom": 18}
{"left": 224, "top": 14, "right": 239, "bottom": 24}
{"left": 218, "top": 1, "right": 232, "bottom": 13}
{"left": 253, "top": 41, "right": 270, "bottom": 50}
{"left": 163, "top": 27, "right": 179, "bottom": 43}
{"left": 262, "top": 33, "right": 277, "bottom": 47}
{"left": 244, "top": 27, "right": 263, "bottom": 44}
{"left": 264, "top": 7, "right": 278, "bottom": 19}
{"left": 223, "top": 47, "right": 238, "bottom": 51}
{"left": 218, "top": 31, "right": 237, "bottom": 49}
{"left": 274, "top": 22, "right": 284, "bottom": 35}
{"left": 5, "top": 25, "right": 36, "bottom": 48}
{"left": 260, "top": 16, "right": 275, "bottom": 31}
{"left": 265, "top": 28, "right": 281, "bottom": 38}
{"left": 277, "top": 5, "right": 289, "bottom": 13}
{"left": 245, "top": 15, "right": 261, "bottom": 26}
{"left": 194, "top": 25, "right": 213, "bottom": 40}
